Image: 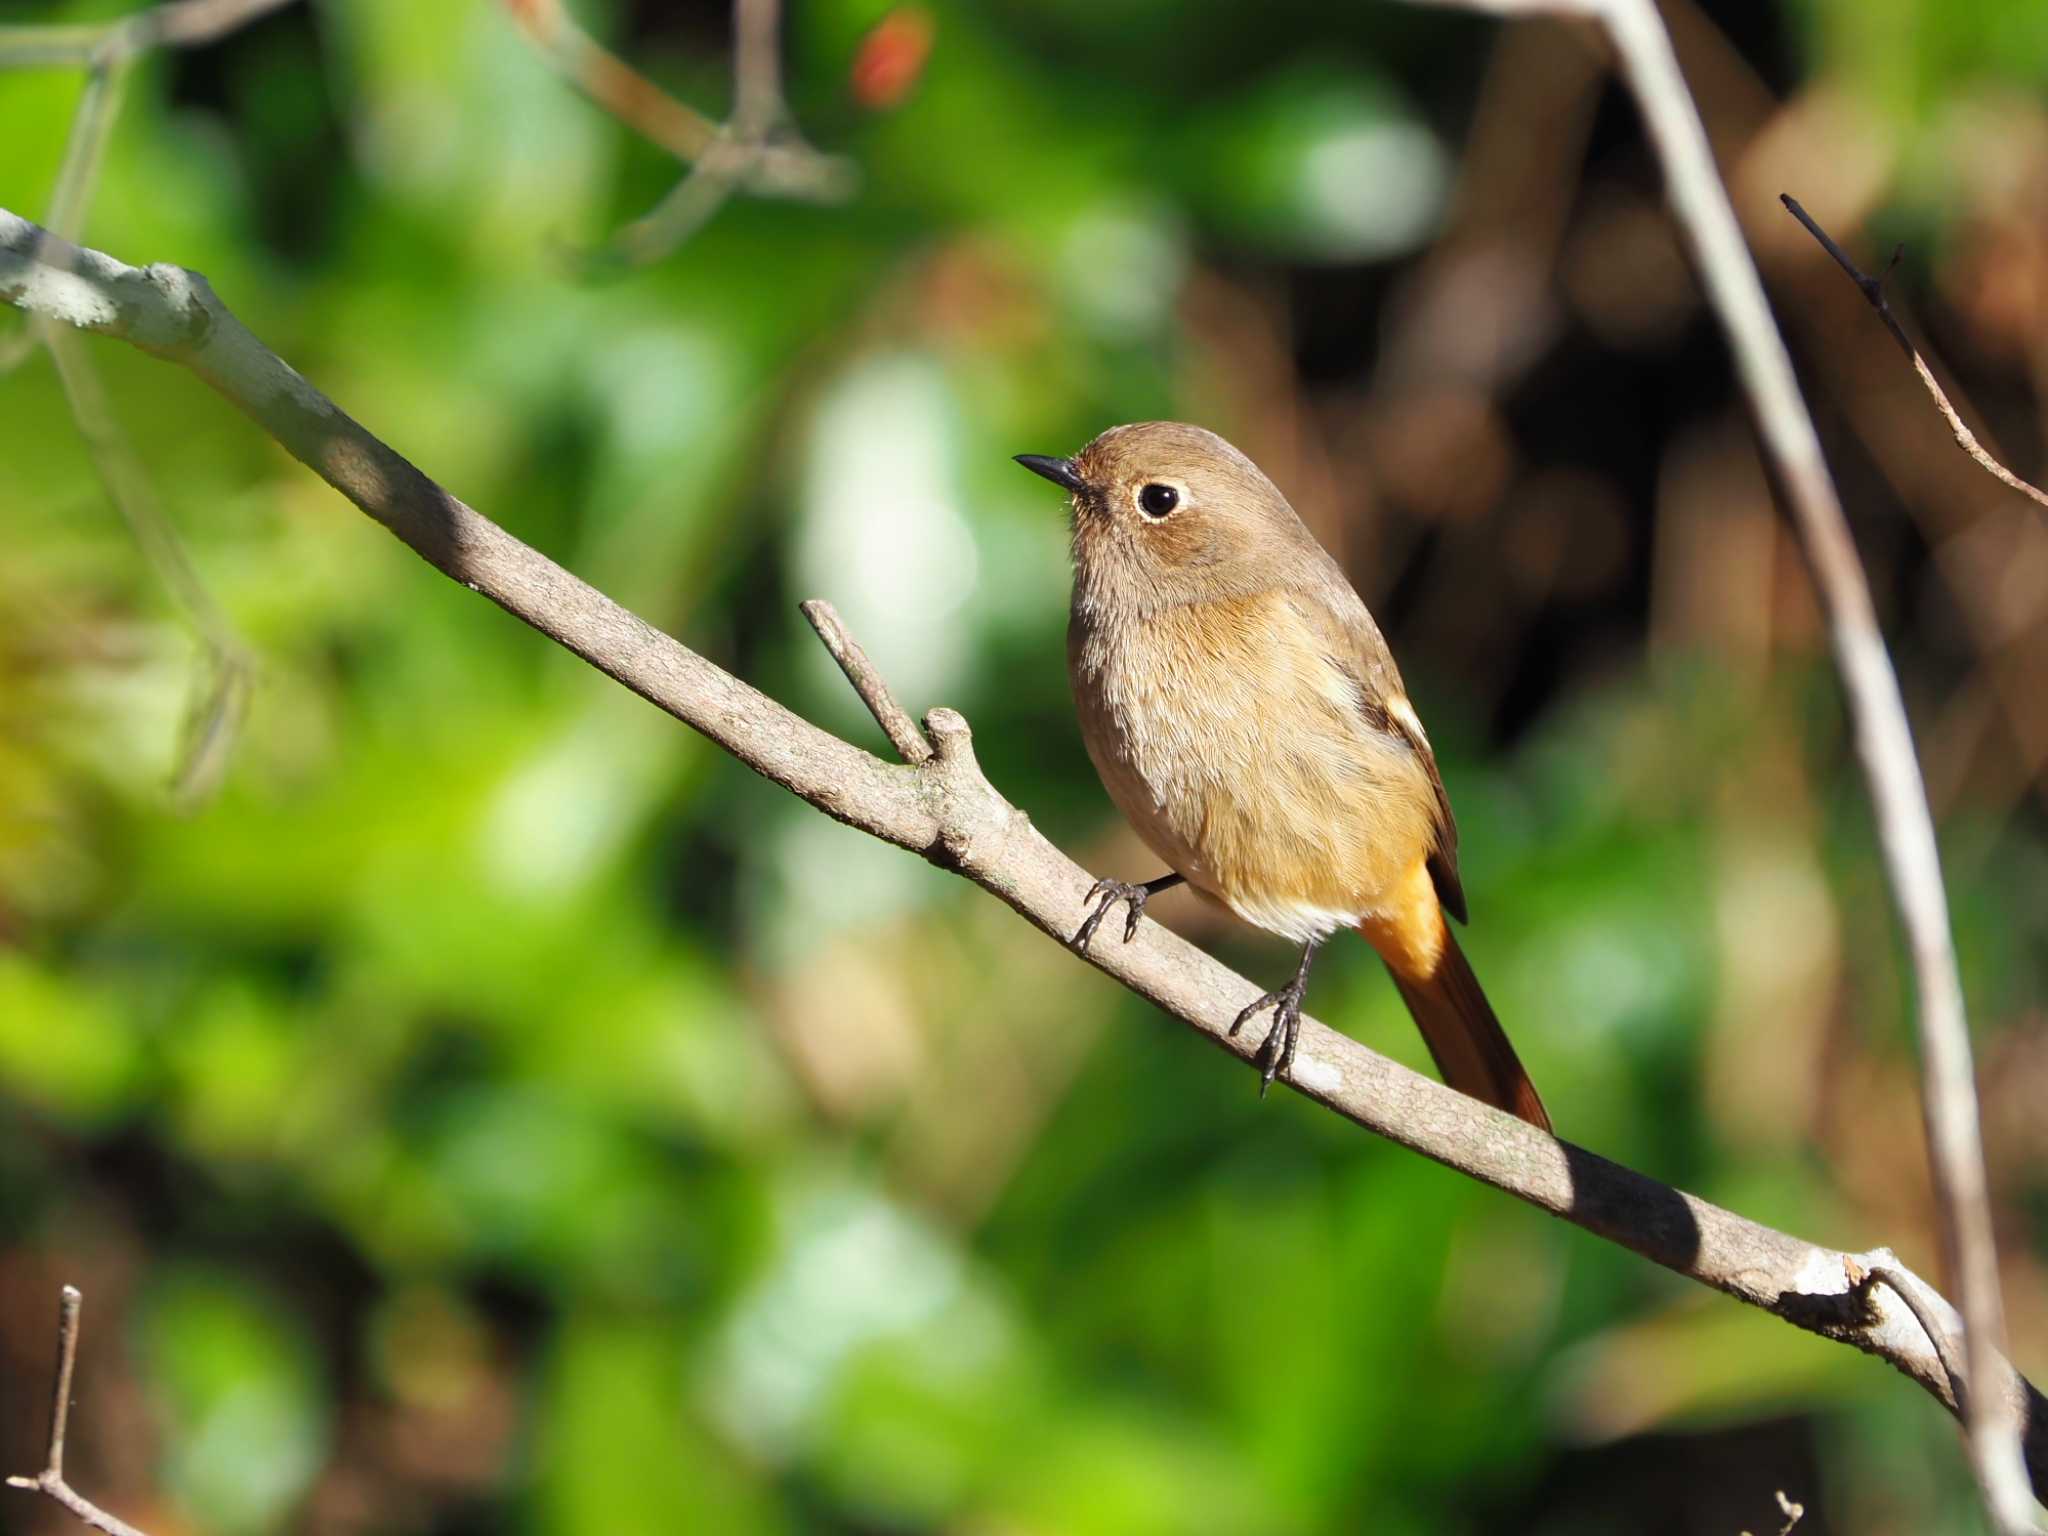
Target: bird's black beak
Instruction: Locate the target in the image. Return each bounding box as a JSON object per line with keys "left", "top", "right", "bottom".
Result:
{"left": 1013, "top": 454, "right": 1087, "bottom": 495}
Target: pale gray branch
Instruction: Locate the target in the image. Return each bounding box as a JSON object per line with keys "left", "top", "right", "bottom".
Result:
{"left": 46, "top": 323, "right": 254, "bottom": 805}
{"left": 3, "top": 208, "right": 2042, "bottom": 1505}
{"left": 801, "top": 599, "right": 933, "bottom": 764}
{"left": 1397, "top": 0, "right": 2037, "bottom": 1525}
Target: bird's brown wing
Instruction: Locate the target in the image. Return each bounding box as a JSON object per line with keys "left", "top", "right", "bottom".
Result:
{"left": 1394, "top": 704, "right": 1465, "bottom": 925}
{"left": 1288, "top": 590, "right": 1467, "bottom": 924}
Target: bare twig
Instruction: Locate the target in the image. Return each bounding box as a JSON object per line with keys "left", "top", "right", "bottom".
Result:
{"left": 33, "top": 1286, "right": 77, "bottom": 1484}
{"left": 40, "top": 52, "right": 131, "bottom": 246}
{"left": 0, "top": 0, "right": 291, "bottom": 70}
{"left": 5, "top": 1287, "right": 155, "bottom": 1536}
{"left": 1780, "top": 195, "right": 2048, "bottom": 515}
{"left": 1864, "top": 1263, "right": 1969, "bottom": 1414}
{"left": 1398, "top": 0, "right": 2035, "bottom": 1525}
{"left": 501, "top": 0, "right": 719, "bottom": 158}
{"left": 578, "top": 0, "right": 811, "bottom": 273}
{"left": 501, "top": 0, "right": 854, "bottom": 269}
{"left": 45, "top": 324, "right": 254, "bottom": 805}
{"left": 0, "top": 0, "right": 266, "bottom": 801}
{"left": 731, "top": 0, "right": 785, "bottom": 136}
{"left": 576, "top": 144, "right": 748, "bottom": 275}
{"left": 4, "top": 210, "right": 2042, "bottom": 1500}
{"left": 1, "top": 0, "right": 296, "bottom": 369}
{"left": 801, "top": 599, "right": 934, "bottom": 764}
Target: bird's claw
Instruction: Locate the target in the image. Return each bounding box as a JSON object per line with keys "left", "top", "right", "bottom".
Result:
{"left": 1073, "top": 876, "right": 1153, "bottom": 951}
{"left": 1229, "top": 980, "right": 1305, "bottom": 1097}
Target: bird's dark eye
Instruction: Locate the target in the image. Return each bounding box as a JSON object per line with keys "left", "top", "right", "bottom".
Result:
{"left": 1137, "top": 483, "right": 1179, "bottom": 518}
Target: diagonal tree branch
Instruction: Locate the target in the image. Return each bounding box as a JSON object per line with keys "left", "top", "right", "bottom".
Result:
{"left": 1779, "top": 194, "right": 2048, "bottom": 515}
{"left": 1399, "top": 0, "right": 2037, "bottom": 1525}
{"left": 3, "top": 207, "right": 2043, "bottom": 1507}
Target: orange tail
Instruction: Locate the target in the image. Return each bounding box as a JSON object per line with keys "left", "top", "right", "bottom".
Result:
{"left": 1359, "top": 869, "right": 1550, "bottom": 1130}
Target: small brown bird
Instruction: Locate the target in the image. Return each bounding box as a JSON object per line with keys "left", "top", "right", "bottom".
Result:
{"left": 1017, "top": 422, "right": 1550, "bottom": 1129}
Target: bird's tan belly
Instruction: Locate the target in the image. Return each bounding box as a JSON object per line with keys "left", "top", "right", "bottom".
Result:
{"left": 1071, "top": 610, "right": 1436, "bottom": 944}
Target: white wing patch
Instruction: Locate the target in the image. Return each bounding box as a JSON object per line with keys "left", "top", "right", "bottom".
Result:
{"left": 1388, "top": 694, "right": 1428, "bottom": 747}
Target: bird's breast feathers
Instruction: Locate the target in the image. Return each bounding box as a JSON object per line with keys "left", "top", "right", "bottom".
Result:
{"left": 1069, "top": 591, "right": 1439, "bottom": 943}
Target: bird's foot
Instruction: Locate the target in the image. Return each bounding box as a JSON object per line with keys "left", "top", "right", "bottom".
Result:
{"left": 1229, "top": 975, "right": 1309, "bottom": 1097}
{"left": 1073, "top": 877, "right": 1158, "bottom": 951}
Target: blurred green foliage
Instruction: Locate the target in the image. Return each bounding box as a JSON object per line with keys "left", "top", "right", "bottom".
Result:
{"left": 3, "top": 1, "right": 2045, "bottom": 1533}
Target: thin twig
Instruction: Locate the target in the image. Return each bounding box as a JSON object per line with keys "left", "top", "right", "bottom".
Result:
{"left": 1864, "top": 1264, "right": 1969, "bottom": 1415}
{"left": 543, "top": 0, "right": 854, "bottom": 273}
{"left": 5, "top": 1287, "right": 156, "bottom": 1536}
{"left": 0, "top": 0, "right": 262, "bottom": 800}
{"left": 41, "top": 52, "right": 131, "bottom": 244}
{"left": 41, "top": 1285, "right": 77, "bottom": 1483}
{"left": 575, "top": 143, "right": 747, "bottom": 276}
{"left": 4, "top": 212, "right": 2042, "bottom": 1502}
{"left": 800, "top": 599, "right": 933, "bottom": 764}
{"left": 45, "top": 324, "right": 254, "bottom": 805}
{"left": 731, "top": 0, "right": 784, "bottom": 137}
{"left": 0, "top": 0, "right": 290, "bottom": 316}
{"left": 1780, "top": 195, "right": 2048, "bottom": 514}
{"left": 500, "top": 0, "right": 719, "bottom": 159}
{"left": 1400, "top": 1, "right": 2035, "bottom": 1526}
{"left": 499, "top": 0, "right": 853, "bottom": 214}
{"left": 0, "top": 0, "right": 294, "bottom": 72}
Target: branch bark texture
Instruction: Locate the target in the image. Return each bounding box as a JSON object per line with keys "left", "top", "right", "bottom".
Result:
{"left": 3, "top": 207, "right": 2043, "bottom": 1505}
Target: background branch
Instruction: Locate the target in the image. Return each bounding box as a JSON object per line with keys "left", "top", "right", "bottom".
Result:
{"left": 500, "top": 0, "right": 720, "bottom": 160}
{"left": 1400, "top": 0, "right": 2037, "bottom": 1525}
{"left": 500, "top": 0, "right": 855, "bottom": 270}
{"left": 0, "top": 0, "right": 292, "bottom": 70}
{"left": 1780, "top": 194, "right": 2048, "bottom": 515}
{"left": 0, "top": 0, "right": 271, "bottom": 800}
{"left": 5, "top": 1287, "right": 154, "bottom": 1536}
{"left": 3, "top": 208, "right": 2042, "bottom": 1504}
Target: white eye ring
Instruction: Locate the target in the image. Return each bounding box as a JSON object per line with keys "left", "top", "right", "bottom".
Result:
{"left": 1135, "top": 482, "right": 1182, "bottom": 518}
